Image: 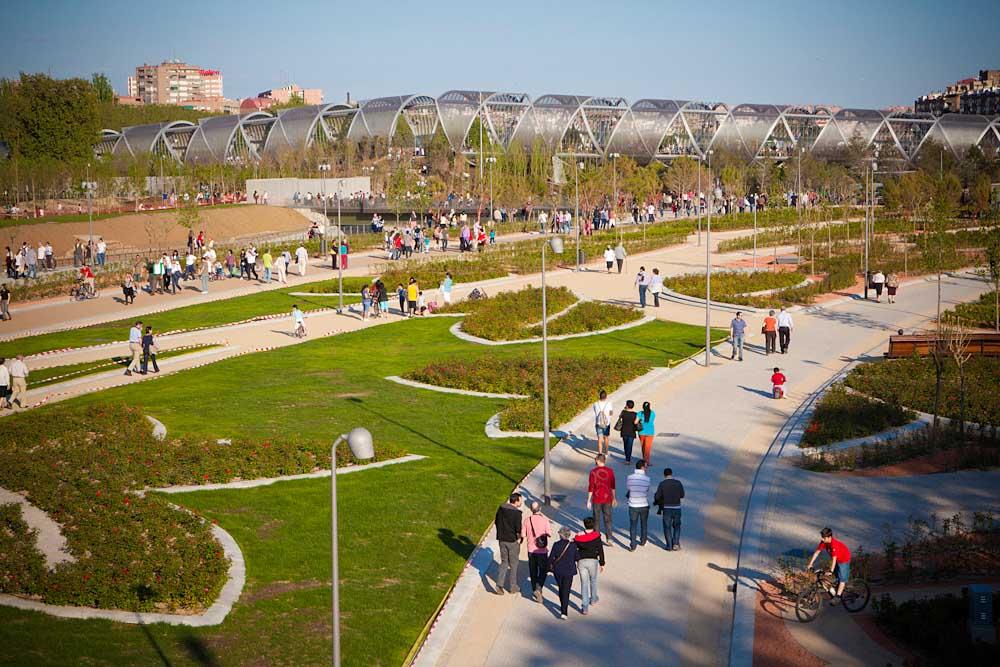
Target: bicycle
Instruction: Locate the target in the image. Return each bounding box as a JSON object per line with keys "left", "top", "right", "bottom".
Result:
{"left": 70, "top": 280, "right": 100, "bottom": 301}
{"left": 794, "top": 568, "right": 870, "bottom": 622}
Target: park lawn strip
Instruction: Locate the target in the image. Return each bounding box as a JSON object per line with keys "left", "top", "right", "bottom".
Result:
{"left": 27, "top": 344, "right": 222, "bottom": 388}
{"left": 801, "top": 384, "right": 916, "bottom": 447}
{"left": 844, "top": 356, "right": 1000, "bottom": 428}
{"left": 0, "top": 287, "right": 359, "bottom": 358}
{"left": 0, "top": 316, "right": 708, "bottom": 666}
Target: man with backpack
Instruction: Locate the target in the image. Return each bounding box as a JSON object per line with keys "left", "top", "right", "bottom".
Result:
{"left": 522, "top": 501, "right": 551, "bottom": 602}
{"left": 593, "top": 389, "right": 614, "bottom": 456}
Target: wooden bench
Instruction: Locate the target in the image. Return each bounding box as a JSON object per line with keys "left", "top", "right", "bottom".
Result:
{"left": 886, "top": 333, "right": 1000, "bottom": 358}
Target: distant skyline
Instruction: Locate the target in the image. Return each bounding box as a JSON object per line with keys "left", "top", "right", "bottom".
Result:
{"left": 3, "top": 0, "right": 999, "bottom": 109}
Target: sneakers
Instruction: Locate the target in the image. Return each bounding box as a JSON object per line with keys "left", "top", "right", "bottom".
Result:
{"left": 533, "top": 589, "right": 542, "bottom": 603}
{"left": 495, "top": 588, "right": 505, "bottom": 596}
{"left": 829, "top": 596, "right": 841, "bottom": 606}
{"left": 672, "top": 544, "right": 681, "bottom": 551}
{"left": 560, "top": 613, "right": 567, "bottom": 620}
{"left": 124, "top": 370, "right": 132, "bottom": 376}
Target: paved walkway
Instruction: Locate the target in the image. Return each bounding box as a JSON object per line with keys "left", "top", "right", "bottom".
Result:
{"left": 418, "top": 273, "right": 992, "bottom": 667}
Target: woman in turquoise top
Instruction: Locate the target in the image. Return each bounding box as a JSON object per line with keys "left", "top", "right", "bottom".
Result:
{"left": 636, "top": 401, "right": 656, "bottom": 466}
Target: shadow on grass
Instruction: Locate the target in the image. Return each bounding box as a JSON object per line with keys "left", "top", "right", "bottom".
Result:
{"left": 437, "top": 528, "right": 476, "bottom": 560}
{"left": 179, "top": 633, "right": 218, "bottom": 666}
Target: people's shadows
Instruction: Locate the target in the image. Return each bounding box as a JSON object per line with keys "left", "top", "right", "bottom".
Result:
{"left": 738, "top": 385, "right": 776, "bottom": 399}
{"left": 269, "top": 330, "right": 300, "bottom": 337}
{"left": 438, "top": 528, "right": 476, "bottom": 560}
{"left": 136, "top": 617, "right": 172, "bottom": 666}
{"left": 178, "top": 633, "right": 218, "bottom": 666}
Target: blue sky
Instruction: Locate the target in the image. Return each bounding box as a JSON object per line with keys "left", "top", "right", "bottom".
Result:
{"left": 3, "top": 0, "right": 999, "bottom": 109}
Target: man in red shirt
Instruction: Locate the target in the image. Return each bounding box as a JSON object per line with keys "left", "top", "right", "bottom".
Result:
{"left": 79, "top": 263, "right": 95, "bottom": 295}
{"left": 587, "top": 454, "right": 616, "bottom": 546}
{"left": 771, "top": 367, "right": 786, "bottom": 399}
{"left": 806, "top": 527, "right": 852, "bottom": 604}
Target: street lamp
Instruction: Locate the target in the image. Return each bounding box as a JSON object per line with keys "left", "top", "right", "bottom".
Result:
{"left": 696, "top": 154, "right": 703, "bottom": 246}
{"left": 83, "top": 163, "right": 96, "bottom": 253}
{"left": 319, "top": 163, "right": 331, "bottom": 257}
{"left": 330, "top": 427, "right": 375, "bottom": 667}
{"left": 337, "top": 178, "right": 345, "bottom": 314}
{"left": 608, "top": 152, "right": 620, "bottom": 241}
{"left": 541, "top": 235, "right": 564, "bottom": 504}
{"left": 705, "top": 149, "right": 714, "bottom": 368}
{"left": 486, "top": 156, "right": 497, "bottom": 226}
{"left": 574, "top": 161, "right": 584, "bottom": 271}
{"left": 752, "top": 187, "right": 758, "bottom": 270}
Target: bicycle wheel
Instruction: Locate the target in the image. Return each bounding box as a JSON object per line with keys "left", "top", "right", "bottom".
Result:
{"left": 841, "top": 578, "right": 870, "bottom": 613}
{"left": 795, "top": 585, "right": 822, "bottom": 622}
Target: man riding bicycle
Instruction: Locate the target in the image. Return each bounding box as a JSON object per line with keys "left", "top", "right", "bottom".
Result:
{"left": 79, "top": 263, "right": 96, "bottom": 296}
{"left": 806, "top": 527, "right": 851, "bottom": 605}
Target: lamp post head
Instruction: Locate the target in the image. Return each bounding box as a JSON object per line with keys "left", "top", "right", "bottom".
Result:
{"left": 549, "top": 236, "right": 564, "bottom": 254}
{"left": 345, "top": 427, "right": 374, "bottom": 460}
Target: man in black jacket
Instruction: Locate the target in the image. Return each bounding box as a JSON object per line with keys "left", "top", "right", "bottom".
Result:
{"left": 494, "top": 493, "right": 523, "bottom": 595}
{"left": 653, "top": 468, "right": 685, "bottom": 551}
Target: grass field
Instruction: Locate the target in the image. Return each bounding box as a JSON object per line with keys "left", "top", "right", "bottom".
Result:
{"left": 0, "top": 315, "right": 707, "bottom": 666}
{"left": 27, "top": 344, "right": 221, "bottom": 388}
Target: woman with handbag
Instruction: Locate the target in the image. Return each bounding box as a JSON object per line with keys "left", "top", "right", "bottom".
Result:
{"left": 522, "top": 502, "right": 552, "bottom": 602}
{"left": 616, "top": 399, "right": 639, "bottom": 464}
{"left": 547, "top": 526, "right": 578, "bottom": 619}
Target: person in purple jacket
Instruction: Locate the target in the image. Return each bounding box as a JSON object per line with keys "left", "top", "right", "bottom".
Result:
{"left": 547, "top": 526, "right": 578, "bottom": 619}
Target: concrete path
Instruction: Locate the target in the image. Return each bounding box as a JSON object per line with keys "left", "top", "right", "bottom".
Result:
{"left": 418, "top": 273, "right": 991, "bottom": 667}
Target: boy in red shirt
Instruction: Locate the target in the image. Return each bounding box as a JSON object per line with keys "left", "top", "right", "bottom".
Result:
{"left": 806, "top": 527, "right": 852, "bottom": 604}
{"left": 771, "top": 367, "right": 786, "bottom": 399}
{"left": 587, "top": 454, "right": 616, "bottom": 545}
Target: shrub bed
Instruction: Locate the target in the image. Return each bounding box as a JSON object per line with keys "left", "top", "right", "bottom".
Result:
{"left": 802, "top": 384, "right": 915, "bottom": 446}
{"left": 943, "top": 289, "right": 999, "bottom": 330}
{"left": 0, "top": 403, "right": 404, "bottom": 612}
{"left": 844, "top": 356, "right": 1000, "bottom": 428}
{"left": 404, "top": 354, "right": 649, "bottom": 431}
{"left": 438, "top": 286, "right": 578, "bottom": 341}
{"left": 664, "top": 270, "right": 805, "bottom": 305}
{"left": 800, "top": 426, "right": 1000, "bottom": 472}
{"left": 527, "top": 301, "right": 643, "bottom": 337}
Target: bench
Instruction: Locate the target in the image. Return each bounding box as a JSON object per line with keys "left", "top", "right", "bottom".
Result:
{"left": 886, "top": 333, "right": 1000, "bottom": 358}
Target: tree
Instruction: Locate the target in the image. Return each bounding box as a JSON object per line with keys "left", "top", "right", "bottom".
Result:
{"left": 984, "top": 226, "right": 1000, "bottom": 332}
{"left": 0, "top": 73, "right": 100, "bottom": 161}
{"left": 91, "top": 73, "right": 114, "bottom": 104}
{"left": 386, "top": 163, "right": 413, "bottom": 224}
{"left": 969, "top": 174, "right": 992, "bottom": 219}
{"left": 663, "top": 156, "right": 702, "bottom": 196}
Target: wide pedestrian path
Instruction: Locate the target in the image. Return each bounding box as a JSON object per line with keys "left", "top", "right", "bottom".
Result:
{"left": 417, "top": 273, "right": 990, "bottom": 667}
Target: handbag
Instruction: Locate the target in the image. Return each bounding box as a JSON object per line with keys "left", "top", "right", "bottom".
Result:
{"left": 613, "top": 413, "right": 624, "bottom": 431}
{"left": 529, "top": 515, "right": 549, "bottom": 549}
{"left": 761, "top": 325, "right": 767, "bottom": 334}
{"left": 549, "top": 541, "right": 571, "bottom": 568}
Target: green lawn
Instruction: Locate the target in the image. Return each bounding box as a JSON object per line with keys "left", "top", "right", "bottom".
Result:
{"left": 0, "top": 316, "right": 707, "bottom": 666}
{"left": 0, "top": 286, "right": 359, "bottom": 359}
{"left": 28, "top": 344, "right": 221, "bottom": 388}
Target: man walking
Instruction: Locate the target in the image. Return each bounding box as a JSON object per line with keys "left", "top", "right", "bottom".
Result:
{"left": 763, "top": 310, "right": 778, "bottom": 355}
{"left": 295, "top": 245, "right": 308, "bottom": 277}
{"left": 614, "top": 242, "right": 627, "bottom": 273}
{"left": 653, "top": 467, "right": 685, "bottom": 551}
{"left": 522, "top": 501, "right": 551, "bottom": 602}
{"left": 587, "top": 454, "right": 616, "bottom": 546}
{"left": 494, "top": 492, "right": 523, "bottom": 595}
{"left": 635, "top": 266, "right": 649, "bottom": 308}
{"left": 777, "top": 307, "right": 794, "bottom": 354}
{"left": 125, "top": 321, "right": 143, "bottom": 376}
{"left": 626, "top": 460, "right": 651, "bottom": 551}
{"left": 730, "top": 311, "right": 747, "bottom": 361}
{"left": 8, "top": 355, "right": 28, "bottom": 408}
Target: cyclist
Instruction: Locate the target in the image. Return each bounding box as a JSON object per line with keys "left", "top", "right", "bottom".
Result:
{"left": 292, "top": 304, "right": 306, "bottom": 338}
{"left": 79, "top": 263, "right": 96, "bottom": 297}
{"left": 806, "top": 527, "right": 851, "bottom": 605}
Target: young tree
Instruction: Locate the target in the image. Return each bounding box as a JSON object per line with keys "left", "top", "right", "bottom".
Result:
{"left": 984, "top": 226, "right": 1000, "bottom": 332}
{"left": 91, "top": 73, "right": 114, "bottom": 104}
{"left": 386, "top": 164, "right": 413, "bottom": 224}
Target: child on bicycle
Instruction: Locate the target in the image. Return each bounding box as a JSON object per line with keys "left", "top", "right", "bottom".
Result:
{"left": 770, "top": 367, "right": 786, "bottom": 399}
{"left": 806, "top": 527, "right": 852, "bottom": 605}
{"left": 292, "top": 305, "right": 306, "bottom": 338}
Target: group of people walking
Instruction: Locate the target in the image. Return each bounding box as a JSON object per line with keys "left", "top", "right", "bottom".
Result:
{"left": 493, "top": 388, "right": 686, "bottom": 618}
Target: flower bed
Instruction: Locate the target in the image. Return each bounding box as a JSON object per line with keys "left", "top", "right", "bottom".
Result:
{"left": 664, "top": 270, "right": 805, "bottom": 306}
{"left": 527, "top": 301, "right": 642, "bottom": 337}
{"left": 801, "top": 385, "right": 915, "bottom": 447}
{"left": 0, "top": 403, "right": 404, "bottom": 612}
{"left": 943, "top": 289, "right": 998, "bottom": 330}
{"left": 844, "top": 356, "right": 1000, "bottom": 428}
{"left": 438, "top": 286, "right": 578, "bottom": 341}
{"left": 404, "top": 354, "right": 649, "bottom": 432}
{"left": 800, "top": 426, "right": 1000, "bottom": 472}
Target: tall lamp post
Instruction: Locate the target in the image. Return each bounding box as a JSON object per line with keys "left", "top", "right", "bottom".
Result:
{"left": 319, "top": 163, "right": 331, "bottom": 257}
{"left": 83, "top": 163, "right": 96, "bottom": 253}
{"left": 574, "top": 161, "right": 584, "bottom": 271}
{"left": 705, "top": 150, "right": 714, "bottom": 368}
{"left": 752, "top": 189, "right": 758, "bottom": 270}
{"left": 486, "top": 156, "right": 497, "bottom": 226}
{"left": 330, "top": 427, "right": 375, "bottom": 667}
{"left": 337, "top": 178, "right": 345, "bottom": 314}
{"left": 541, "top": 236, "right": 564, "bottom": 504}
{"left": 608, "top": 152, "right": 620, "bottom": 241}
{"left": 696, "top": 154, "right": 703, "bottom": 246}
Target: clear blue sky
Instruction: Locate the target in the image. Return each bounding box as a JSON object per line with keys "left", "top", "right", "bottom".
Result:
{"left": 3, "top": 0, "right": 999, "bottom": 109}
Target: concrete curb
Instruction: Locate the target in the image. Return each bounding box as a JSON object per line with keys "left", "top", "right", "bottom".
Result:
{"left": 796, "top": 418, "right": 930, "bottom": 458}
{"left": 385, "top": 376, "right": 528, "bottom": 400}
{"left": 0, "top": 487, "right": 76, "bottom": 569}
{"left": 449, "top": 314, "right": 654, "bottom": 346}
{"left": 484, "top": 413, "right": 546, "bottom": 439}
{"left": 146, "top": 415, "right": 167, "bottom": 441}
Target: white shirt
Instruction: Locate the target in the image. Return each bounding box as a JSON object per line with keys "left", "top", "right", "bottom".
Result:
{"left": 593, "top": 399, "right": 614, "bottom": 426}
{"left": 293, "top": 308, "right": 304, "bottom": 324}
{"left": 8, "top": 358, "right": 28, "bottom": 378}
{"left": 777, "top": 311, "right": 794, "bottom": 329}
{"left": 295, "top": 247, "right": 308, "bottom": 262}
{"left": 97, "top": 241, "right": 106, "bottom": 253}
{"left": 186, "top": 254, "right": 196, "bottom": 266}
{"left": 0, "top": 364, "right": 9, "bottom": 386}
{"left": 872, "top": 272, "right": 885, "bottom": 284}
{"left": 626, "top": 471, "right": 650, "bottom": 508}
{"left": 649, "top": 274, "right": 664, "bottom": 293}
{"left": 603, "top": 249, "right": 615, "bottom": 262}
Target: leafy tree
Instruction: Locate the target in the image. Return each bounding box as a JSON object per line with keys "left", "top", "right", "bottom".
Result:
{"left": 386, "top": 163, "right": 414, "bottom": 224}
{"left": 91, "top": 73, "right": 114, "bottom": 104}
{"left": 0, "top": 72, "right": 100, "bottom": 160}
{"left": 968, "top": 174, "right": 992, "bottom": 219}
{"left": 984, "top": 226, "right": 1000, "bottom": 332}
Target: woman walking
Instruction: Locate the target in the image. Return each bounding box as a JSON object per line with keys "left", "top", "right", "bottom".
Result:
{"left": 361, "top": 284, "right": 372, "bottom": 321}
{"left": 616, "top": 399, "right": 639, "bottom": 464}
{"left": 637, "top": 401, "right": 656, "bottom": 467}
{"left": 574, "top": 517, "right": 606, "bottom": 616}
{"left": 522, "top": 502, "right": 551, "bottom": 603}
{"left": 548, "top": 527, "right": 578, "bottom": 619}
{"left": 122, "top": 274, "right": 136, "bottom": 305}
{"left": 885, "top": 272, "right": 899, "bottom": 304}
{"left": 140, "top": 326, "right": 159, "bottom": 374}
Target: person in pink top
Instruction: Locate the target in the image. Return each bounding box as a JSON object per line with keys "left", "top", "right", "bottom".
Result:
{"left": 522, "top": 501, "right": 552, "bottom": 602}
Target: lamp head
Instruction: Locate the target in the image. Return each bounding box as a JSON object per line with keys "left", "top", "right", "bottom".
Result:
{"left": 549, "top": 236, "right": 564, "bottom": 254}
{"left": 345, "top": 427, "right": 374, "bottom": 460}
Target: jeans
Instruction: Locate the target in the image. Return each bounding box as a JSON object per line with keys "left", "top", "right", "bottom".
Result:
{"left": 578, "top": 559, "right": 599, "bottom": 611}
{"left": 140, "top": 351, "right": 159, "bottom": 373}
{"left": 28, "top": 264, "right": 36, "bottom": 278}
{"left": 528, "top": 552, "right": 548, "bottom": 592}
{"left": 592, "top": 502, "right": 613, "bottom": 541}
{"left": 264, "top": 267, "right": 271, "bottom": 283}
{"left": 97, "top": 252, "right": 105, "bottom": 267}
{"left": 556, "top": 574, "right": 573, "bottom": 616}
{"left": 662, "top": 508, "right": 682, "bottom": 549}
{"left": 616, "top": 258, "right": 623, "bottom": 273}
{"left": 622, "top": 435, "right": 635, "bottom": 462}
{"left": 628, "top": 505, "right": 649, "bottom": 549}
{"left": 638, "top": 284, "right": 647, "bottom": 307}
{"left": 201, "top": 274, "right": 209, "bottom": 292}
{"left": 497, "top": 541, "right": 519, "bottom": 593}
{"left": 731, "top": 334, "right": 744, "bottom": 360}
{"left": 652, "top": 289, "right": 660, "bottom": 306}
{"left": 765, "top": 331, "right": 777, "bottom": 354}
{"left": 779, "top": 326, "right": 791, "bottom": 353}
